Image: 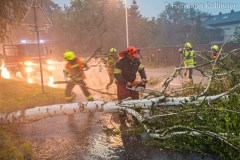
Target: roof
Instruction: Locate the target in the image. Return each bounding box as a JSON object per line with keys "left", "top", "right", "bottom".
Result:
{"left": 202, "top": 11, "right": 240, "bottom": 26}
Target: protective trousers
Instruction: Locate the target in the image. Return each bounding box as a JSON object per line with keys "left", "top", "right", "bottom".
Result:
{"left": 106, "top": 72, "right": 114, "bottom": 89}
{"left": 116, "top": 83, "right": 139, "bottom": 100}
{"left": 185, "top": 68, "right": 193, "bottom": 79}
{"left": 65, "top": 80, "right": 93, "bottom": 103}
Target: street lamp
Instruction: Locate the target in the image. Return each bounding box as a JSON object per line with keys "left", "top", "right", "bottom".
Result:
{"left": 124, "top": 0, "right": 129, "bottom": 47}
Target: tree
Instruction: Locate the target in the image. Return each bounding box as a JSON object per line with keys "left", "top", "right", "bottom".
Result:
{"left": 158, "top": 1, "right": 189, "bottom": 46}
{"left": 128, "top": 0, "right": 142, "bottom": 46}
{"left": 188, "top": 15, "right": 209, "bottom": 44}
{"left": 127, "top": 0, "right": 163, "bottom": 48}
{"left": 158, "top": 1, "right": 211, "bottom": 46}
{"left": 0, "top": 0, "right": 31, "bottom": 42}
{"left": 48, "top": 0, "right": 127, "bottom": 55}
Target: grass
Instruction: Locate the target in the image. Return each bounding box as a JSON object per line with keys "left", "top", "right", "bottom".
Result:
{"left": 0, "top": 78, "right": 66, "bottom": 159}
{"left": 0, "top": 78, "right": 65, "bottom": 113}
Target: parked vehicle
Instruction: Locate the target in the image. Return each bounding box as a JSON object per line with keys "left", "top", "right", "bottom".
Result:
{"left": 2, "top": 41, "right": 54, "bottom": 78}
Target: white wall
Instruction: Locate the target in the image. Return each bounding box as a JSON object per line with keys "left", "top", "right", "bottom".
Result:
{"left": 217, "top": 23, "right": 240, "bottom": 41}
{"left": 210, "top": 22, "right": 240, "bottom": 44}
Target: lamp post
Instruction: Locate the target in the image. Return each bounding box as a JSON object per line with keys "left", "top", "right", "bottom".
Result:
{"left": 124, "top": 0, "right": 129, "bottom": 47}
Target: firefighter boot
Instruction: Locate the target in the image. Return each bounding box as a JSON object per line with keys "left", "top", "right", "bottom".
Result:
{"left": 184, "top": 71, "right": 187, "bottom": 77}
{"left": 188, "top": 78, "right": 193, "bottom": 84}
{"left": 66, "top": 99, "right": 73, "bottom": 103}
{"left": 88, "top": 98, "right": 94, "bottom": 101}
{"left": 86, "top": 94, "right": 94, "bottom": 101}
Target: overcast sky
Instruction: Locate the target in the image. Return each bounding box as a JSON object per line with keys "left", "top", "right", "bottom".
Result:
{"left": 52, "top": 0, "right": 240, "bottom": 18}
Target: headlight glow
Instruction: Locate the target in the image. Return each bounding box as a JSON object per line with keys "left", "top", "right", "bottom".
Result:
{"left": 26, "top": 67, "right": 33, "bottom": 72}
{"left": 24, "top": 61, "right": 33, "bottom": 66}
{"left": 47, "top": 60, "right": 53, "bottom": 64}
{"left": 48, "top": 66, "right": 54, "bottom": 70}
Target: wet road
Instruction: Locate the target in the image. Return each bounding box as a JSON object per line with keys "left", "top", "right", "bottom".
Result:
{"left": 18, "top": 112, "right": 220, "bottom": 160}
{"left": 15, "top": 62, "right": 218, "bottom": 160}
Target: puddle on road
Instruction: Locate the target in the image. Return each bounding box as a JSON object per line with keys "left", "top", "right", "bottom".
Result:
{"left": 17, "top": 112, "right": 221, "bottom": 160}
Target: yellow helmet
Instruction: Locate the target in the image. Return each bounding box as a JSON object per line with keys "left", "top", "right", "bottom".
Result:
{"left": 110, "top": 48, "right": 117, "bottom": 54}
{"left": 63, "top": 51, "right": 76, "bottom": 60}
{"left": 184, "top": 42, "right": 192, "bottom": 48}
{"left": 211, "top": 45, "right": 219, "bottom": 52}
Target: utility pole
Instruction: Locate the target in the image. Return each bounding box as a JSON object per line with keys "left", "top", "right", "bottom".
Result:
{"left": 125, "top": 0, "right": 129, "bottom": 47}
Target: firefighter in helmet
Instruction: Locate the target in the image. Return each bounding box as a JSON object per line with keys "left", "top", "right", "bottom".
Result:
{"left": 178, "top": 42, "right": 196, "bottom": 83}
{"left": 63, "top": 51, "right": 94, "bottom": 103}
{"left": 114, "top": 46, "right": 147, "bottom": 100}
{"left": 211, "top": 45, "right": 220, "bottom": 72}
{"left": 106, "top": 48, "right": 118, "bottom": 89}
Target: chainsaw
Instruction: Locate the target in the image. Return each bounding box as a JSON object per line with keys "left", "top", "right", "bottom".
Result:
{"left": 126, "top": 81, "right": 163, "bottom": 96}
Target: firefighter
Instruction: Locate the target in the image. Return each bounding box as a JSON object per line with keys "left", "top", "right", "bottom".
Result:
{"left": 178, "top": 42, "right": 196, "bottom": 83}
{"left": 211, "top": 45, "right": 220, "bottom": 72}
{"left": 114, "top": 46, "right": 147, "bottom": 100}
{"left": 63, "top": 51, "right": 94, "bottom": 103}
{"left": 0, "top": 53, "right": 3, "bottom": 78}
{"left": 106, "top": 48, "right": 118, "bottom": 89}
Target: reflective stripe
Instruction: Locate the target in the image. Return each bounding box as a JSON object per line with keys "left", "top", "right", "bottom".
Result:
{"left": 65, "top": 96, "right": 73, "bottom": 100}
{"left": 63, "top": 68, "right": 69, "bottom": 72}
{"left": 65, "top": 59, "right": 86, "bottom": 80}
{"left": 72, "top": 64, "right": 79, "bottom": 68}
{"left": 114, "top": 68, "right": 121, "bottom": 74}
{"left": 188, "top": 79, "right": 193, "bottom": 83}
{"left": 183, "top": 50, "right": 195, "bottom": 67}
{"left": 138, "top": 64, "right": 144, "bottom": 70}
{"left": 86, "top": 94, "right": 93, "bottom": 100}
{"left": 74, "top": 77, "right": 82, "bottom": 81}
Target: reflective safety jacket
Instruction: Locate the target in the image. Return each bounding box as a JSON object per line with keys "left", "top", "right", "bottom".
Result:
{"left": 212, "top": 52, "right": 219, "bottom": 70}
{"left": 114, "top": 56, "right": 146, "bottom": 85}
{"left": 212, "top": 53, "right": 218, "bottom": 60}
{"left": 106, "top": 56, "right": 118, "bottom": 74}
{"left": 63, "top": 58, "right": 86, "bottom": 81}
{"left": 181, "top": 49, "right": 196, "bottom": 67}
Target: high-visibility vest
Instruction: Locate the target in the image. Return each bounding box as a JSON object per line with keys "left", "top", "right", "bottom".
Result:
{"left": 182, "top": 50, "right": 196, "bottom": 67}
{"left": 212, "top": 53, "right": 219, "bottom": 70}
{"left": 64, "top": 59, "right": 86, "bottom": 80}
{"left": 106, "top": 57, "right": 117, "bottom": 74}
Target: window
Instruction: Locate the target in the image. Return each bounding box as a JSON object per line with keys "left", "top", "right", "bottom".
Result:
{"left": 4, "top": 46, "right": 18, "bottom": 56}
{"left": 19, "top": 44, "right": 48, "bottom": 56}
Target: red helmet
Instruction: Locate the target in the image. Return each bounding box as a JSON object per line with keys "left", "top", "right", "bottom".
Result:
{"left": 126, "top": 46, "right": 138, "bottom": 57}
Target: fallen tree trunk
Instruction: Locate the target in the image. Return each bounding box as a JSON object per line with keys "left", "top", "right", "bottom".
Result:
{"left": 0, "top": 93, "right": 228, "bottom": 124}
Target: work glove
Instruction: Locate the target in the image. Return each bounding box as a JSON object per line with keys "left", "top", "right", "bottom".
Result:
{"left": 84, "top": 66, "right": 90, "bottom": 71}
{"left": 70, "top": 75, "right": 77, "bottom": 80}
{"left": 141, "top": 78, "right": 147, "bottom": 83}
{"left": 137, "top": 78, "right": 147, "bottom": 88}
{"left": 126, "top": 82, "right": 132, "bottom": 87}
{"left": 70, "top": 72, "right": 80, "bottom": 80}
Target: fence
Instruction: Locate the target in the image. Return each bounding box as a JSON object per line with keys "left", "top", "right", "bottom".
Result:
{"left": 140, "top": 43, "right": 240, "bottom": 67}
